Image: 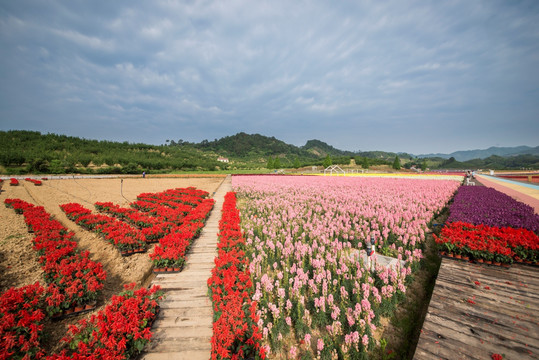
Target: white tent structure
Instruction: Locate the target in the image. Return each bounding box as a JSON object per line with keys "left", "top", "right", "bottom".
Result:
{"left": 324, "top": 165, "right": 345, "bottom": 176}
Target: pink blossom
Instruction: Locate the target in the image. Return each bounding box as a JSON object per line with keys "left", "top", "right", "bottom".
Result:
{"left": 317, "top": 338, "right": 324, "bottom": 351}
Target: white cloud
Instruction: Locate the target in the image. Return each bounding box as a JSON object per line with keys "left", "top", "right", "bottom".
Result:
{"left": 0, "top": 0, "right": 538, "bottom": 152}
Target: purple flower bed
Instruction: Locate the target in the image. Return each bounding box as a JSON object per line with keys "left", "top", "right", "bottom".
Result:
{"left": 447, "top": 186, "right": 539, "bottom": 233}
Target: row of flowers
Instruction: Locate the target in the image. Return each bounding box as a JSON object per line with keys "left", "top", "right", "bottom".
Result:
{"left": 147, "top": 192, "right": 214, "bottom": 271}
{"left": 60, "top": 203, "right": 148, "bottom": 254}
{"left": 1, "top": 283, "right": 162, "bottom": 360}
{"left": 434, "top": 221, "right": 539, "bottom": 264}
{"left": 4, "top": 199, "right": 107, "bottom": 310}
{"left": 95, "top": 201, "right": 172, "bottom": 242}
{"left": 93, "top": 187, "right": 214, "bottom": 270}
{"left": 447, "top": 186, "right": 539, "bottom": 233}
{"left": 132, "top": 187, "right": 209, "bottom": 222}
{"left": 49, "top": 284, "right": 163, "bottom": 360}
{"left": 208, "top": 192, "right": 265, "bottom": 360}
{"left": 10, "top": 178, "right": 19, "bottom": 186}
{"left": 25, "top": 178, "right": 43, "bottom": 186}
{"left": 2, "top": 198, "right": 107, "bottom": 359}
{"left": 231, "top": 175, "right": 459, "bottom": 358}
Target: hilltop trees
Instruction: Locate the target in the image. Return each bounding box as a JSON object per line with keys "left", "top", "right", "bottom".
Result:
{"left": 0, "top": 130, "right": 224, "bottom": 174}
{"left": 392, "top": 155, "right": 401, "bottom": 170}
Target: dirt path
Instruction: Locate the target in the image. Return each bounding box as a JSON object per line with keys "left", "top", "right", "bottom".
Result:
{"left": 141, "top": 175, "right": 232, "bottom": 360}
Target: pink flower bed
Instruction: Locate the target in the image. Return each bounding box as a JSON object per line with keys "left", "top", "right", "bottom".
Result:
{"left": 232, "top": 175, "right": 459, "bottom": 357}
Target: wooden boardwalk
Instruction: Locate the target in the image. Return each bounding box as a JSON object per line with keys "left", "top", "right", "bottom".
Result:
{"left": 414, "top": 259, "right": 539, "bottom": 360}
{"left": 141, "top": 175, "right": 232, "bottom": 360}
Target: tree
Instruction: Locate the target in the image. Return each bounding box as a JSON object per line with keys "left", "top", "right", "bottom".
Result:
{"left": 361, "top": 157, "right": 369, "bottom": 169}
{"left": 421, "top": 160, "right": 428, "bottom": 171}
{"left": 392, "top": 155, "right": 401, "bottom": 170}
{"left": 273, "top": 156, "right": 281, "bottom": 169}
{"left": 323, "top": 155, "right": 332, "bottom": 168}
{"left": 267, "top": 157, "right": 274, "bottom": 169}
{"left": 293, "top": 156, "right": 301, "bottom": 169}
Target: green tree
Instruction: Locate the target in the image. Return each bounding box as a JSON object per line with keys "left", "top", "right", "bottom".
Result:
{"left": 361, "top": 157, "right": 370, "bottom": 169}
{"left": 293, "top": 156, "right": 301, "bottom": 169}
{"left": 267, "top": 157, "right": 274, "bottom": 169}
{"left": 421, "top": 160, "right": 428, "bottom": 171}
{"left": 392, "top": 155, "right": 401, "bottom": 170}
{"left": 322, "top": 155, "right": 332, "bottom": 168}
{"left": 273, "top": 156, "right": 281, "bottom": 169}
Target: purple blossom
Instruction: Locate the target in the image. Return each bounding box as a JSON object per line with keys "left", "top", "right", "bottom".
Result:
{"left": 447, "top": 186, "right": 539, "bottom": 232}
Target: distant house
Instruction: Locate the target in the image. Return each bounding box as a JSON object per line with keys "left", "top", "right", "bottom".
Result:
{"left": 217, "top": 156, "right": 229, "bottom": 163}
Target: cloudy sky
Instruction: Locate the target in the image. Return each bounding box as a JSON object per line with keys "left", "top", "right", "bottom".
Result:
{"left": 1, "top": 1, "right": 538, "bottom": 154}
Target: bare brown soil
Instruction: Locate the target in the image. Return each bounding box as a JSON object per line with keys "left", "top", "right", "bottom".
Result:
{"left": 0, "top": 176, "right": 223, "bottom": 354}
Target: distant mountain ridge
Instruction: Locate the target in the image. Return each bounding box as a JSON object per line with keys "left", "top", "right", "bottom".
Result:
{"left": 418, "top": 146, "right": 539, "bottom": 161}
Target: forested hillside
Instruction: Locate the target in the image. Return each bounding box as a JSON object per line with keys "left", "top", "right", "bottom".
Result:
{"left": 2, "top": 130, "right": 537, "bottom": 174}
{"left": 0, "top": 130, "right": 224, "bottom": 174}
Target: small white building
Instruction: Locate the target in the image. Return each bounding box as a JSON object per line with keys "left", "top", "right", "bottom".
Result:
{"left": 217, "top": 156, "right": 229, "bottom": 163}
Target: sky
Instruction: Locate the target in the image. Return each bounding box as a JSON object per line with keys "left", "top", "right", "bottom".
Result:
{"left": 1, "top": 1, "right": 538, "bottom": 155}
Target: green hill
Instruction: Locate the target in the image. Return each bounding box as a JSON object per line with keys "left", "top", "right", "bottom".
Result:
{"left": 2, "top": 130, "right": 537, "bottom": 174}
{"left": 0, "top": 130, "right": 224, "bottom": 174}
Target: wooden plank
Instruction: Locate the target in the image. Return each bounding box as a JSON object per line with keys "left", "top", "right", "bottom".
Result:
{"left": 414, "top": 259, "right": 539, "bottom": 360}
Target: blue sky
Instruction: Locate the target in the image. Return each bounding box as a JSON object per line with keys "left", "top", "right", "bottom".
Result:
{"left": 1, "top": 0, "right": 538, "bottom": 154}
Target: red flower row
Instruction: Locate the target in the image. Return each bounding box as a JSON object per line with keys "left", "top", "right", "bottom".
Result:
{"left": 208, "top": 192, "right": 265, "bottom": 360}
{"left": 149, "top": 197, "right": 214, "bottom": 270}
{"left": 95, "top": 202, "right": 172, "bottom": 242}
{"left": 434, "top": 221, "right": 539, "bottom": 263}
{"left": 10, "top": 178, "right": 19, "bottom": 186}
{"left": 25, "top": 178, "right": 42, "bottom": 186}
{"left": 60, "top": 203, "right": 147, "bottom": 253}
{"left": 2, "top": 199, "right": 107, "bottom": 359}
{"left": 133, "top": 187, "right": 209, "bottom": 222}
{"left": 4, "top": 199, "right": 106, "bottom": 310}
{"left": 49, "top": 283, "right": 163, "bottom": 360}
{"left": 0, "top": 283, "right": 46, "bottom": 360}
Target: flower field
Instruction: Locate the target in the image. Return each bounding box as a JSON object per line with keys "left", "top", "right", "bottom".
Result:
{"left": 1, "top": 181, "right": 217, "bottom": 359}
{"left": 446, "top": 186, "right": 539, "bottom": 232}
{"left": 61, "top": 187, "right": 214, "bottom": 271}
{"left": 231, "top": 175, "right": 460, "bottom": 358}
{"left": 435, "top": 185, "right": 539, "bottom": 264}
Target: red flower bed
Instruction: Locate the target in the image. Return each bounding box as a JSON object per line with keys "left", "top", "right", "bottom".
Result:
{"left": 2, "top": 198, "right": 107, "bottom": 359}
{"left": 4, "top": 199, "right": 106, "bottom": 311}
{"left": 49, "top": 283, "right": 162, "bottom": 360}
{"left": 434, "top": 221, "right": 539, "bottom": 264}
{"left": 25, "top": 178, "right": 43, "bottom": 186}
{"left": 0, "top": 283, "right": 46, "bottom": 360}
{"left": 60, "top": 203, "right": 147, "bottom": 254}
{"left": 95, "top": 202, "right": 172, "bottom": 242}
{"left": 10, "top": 178, "right": 19, "bottom": 186}
{"left": 208, "top": 192, "right": 264, "bottom": 360}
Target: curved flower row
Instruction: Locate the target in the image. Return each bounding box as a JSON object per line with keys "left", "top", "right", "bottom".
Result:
{"left": 132, "top": 187, "right": 209, "bottom": 222}
{"left": 95, "top": 202, "right": 172, "bottom": 242}
{"left": 10, "top": 178, "right": 19, "bottom": 186}
{"left": 0, "top": 283, "right": 47, "bottom": 359}
{"left": 60, "top": 203, "right": 147, "bottom": 254}
{"left": 208, "top": 192, "right": 265, "bottom": 360}
{"left": 232, "top": 175, "right": 459, "bottom": 358}
{"left": 447, "top": 186, "right": 539, "bottom": 233}
{"left": 48, "top": 283, "right": 163, "bottom": 360}
{"left": 149, "top": 198, "right": 214, "bottom": 270}
{"left": 4, "top": 199, "right": 107, "bottom": 310}
{"left": 2, "top": 198, "right": 107, "bottom": 359}
{"left": 92, "top": 188, "right": 214, "bottom": 270}
{"left": 25, "top": 178, "right": 42, "bottom": 186}
{"left": 434, "top": 222, "right": 539, "bottom": 264}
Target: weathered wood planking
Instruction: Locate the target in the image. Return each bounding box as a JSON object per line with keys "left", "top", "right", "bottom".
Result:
{"left": 414, "top": 259, "right": 539, "bottom": 360}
